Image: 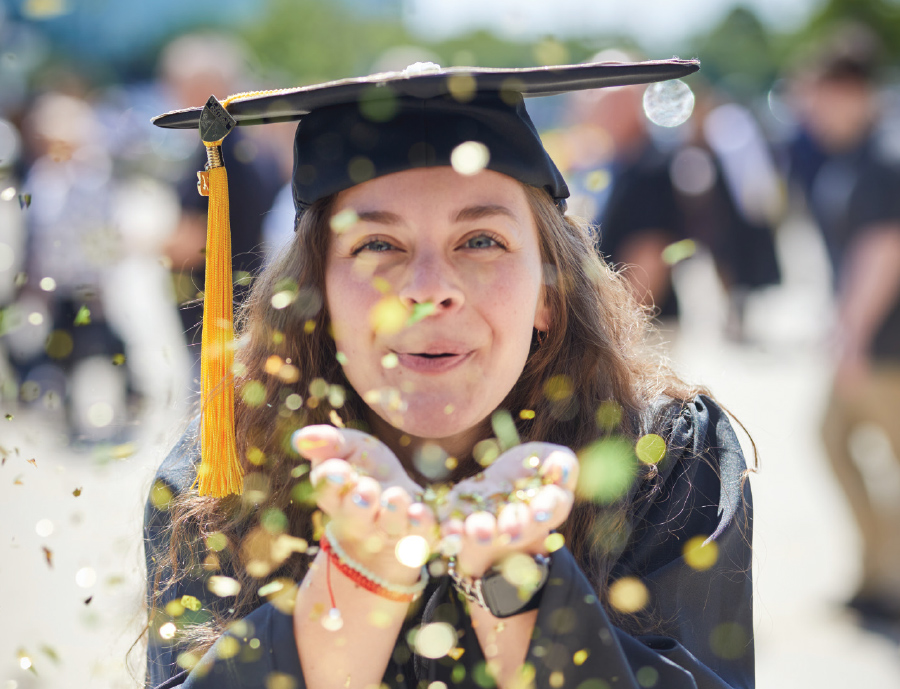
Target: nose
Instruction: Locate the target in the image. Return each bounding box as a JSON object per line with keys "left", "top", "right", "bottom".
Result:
{"left": 396, "top": 250, "right": 465, "bottom": 313}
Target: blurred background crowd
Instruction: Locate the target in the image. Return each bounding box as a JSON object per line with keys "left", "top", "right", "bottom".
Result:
{"left": 3, "top": 0, "right": 900, "bottom": 686}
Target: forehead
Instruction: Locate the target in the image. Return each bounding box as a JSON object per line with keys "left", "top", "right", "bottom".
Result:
{"left": 332, "top": 167, "right": 532, "bottom": 217}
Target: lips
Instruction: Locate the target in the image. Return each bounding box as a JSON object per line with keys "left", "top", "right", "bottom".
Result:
{"left": 393, "top": 345, "right": 473, "bottom": 373}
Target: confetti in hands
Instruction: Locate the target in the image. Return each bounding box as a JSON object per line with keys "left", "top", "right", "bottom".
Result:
{"left": 438, "top": 443, "right": 579, "bottom": 577}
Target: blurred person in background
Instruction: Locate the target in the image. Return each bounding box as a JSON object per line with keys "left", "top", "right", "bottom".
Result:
{"left": 158, "top": 32, "right": 284, "bottom": 381}
{"left": 565, "top": 52, "right": 782, "bottom": 334}
{"left": 4, "top": 86, "right": 134, "bottom": 443}
{"left": 787, "top": 24, "right": 900, "bottom": 622}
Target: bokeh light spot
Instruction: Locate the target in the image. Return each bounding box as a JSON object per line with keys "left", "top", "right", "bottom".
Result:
{"left": 636, "top": 666, "right": 659, "bottom": 688}
{"left": 709, "top": 622, "right": 749, "bottom": 660}
{"left": 683, "top": 535, "right": 718, "bottom": 571}
{"left": 635, "top": 434, "right": 666, "bottom": 465}
{"left": 608, "top": 576, "right": 649, "bottom": 614}
{"left": 395, "top": 535, "right": 430, "bottom": 568}
{"left": 450, "top": 141, "right": 490, "bottom": 176}
{"left": 35, "top": 519, "right": 53, "bottom": 537}
{"left": 414, "top": 622, "right": 456, "bottom": 659}
{"left": 75, "top": 567, "right": 97, "bottom": 588}
{"left": 643, "top": 79, "right": 695, "bottom": 128}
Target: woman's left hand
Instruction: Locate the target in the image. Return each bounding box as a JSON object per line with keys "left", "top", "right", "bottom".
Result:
{"left": 438, "top": 443, "right": 579, "bottom": 577}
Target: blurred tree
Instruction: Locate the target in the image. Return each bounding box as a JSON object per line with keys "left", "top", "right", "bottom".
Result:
{"left": 691, "top": 6, "right": 778, "bottom": 101}
{"left": 800, "top": 0, "right": 900, "bottom": 60}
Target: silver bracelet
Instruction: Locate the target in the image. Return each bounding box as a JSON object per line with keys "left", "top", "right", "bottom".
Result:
{"left": 446, "top": 557, "right": 488, "bottom": 609}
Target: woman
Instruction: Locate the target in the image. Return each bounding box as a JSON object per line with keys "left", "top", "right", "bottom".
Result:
{"left": 145, "top": 60, "right": 754, "bottom": 689}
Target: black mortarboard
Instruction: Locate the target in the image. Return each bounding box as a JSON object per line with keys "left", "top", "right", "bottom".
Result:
{"left": 152, "top": 58, "right": 699, "bottom": 497}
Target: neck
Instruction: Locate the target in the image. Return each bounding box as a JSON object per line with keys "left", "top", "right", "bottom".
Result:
{"left": 366, "top": 412, "right": 491, "bottom": 485}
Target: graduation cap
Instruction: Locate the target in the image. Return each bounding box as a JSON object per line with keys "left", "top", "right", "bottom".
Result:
{"left": 153, "top": 58, "right": 699, "bottom": 497}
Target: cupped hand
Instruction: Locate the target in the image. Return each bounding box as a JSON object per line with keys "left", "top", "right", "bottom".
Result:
{"left": 439, "top": 442, "right": 579, "bottom": 578}
{"left": 292, "top": 425, "right": 438, "bottom": 584}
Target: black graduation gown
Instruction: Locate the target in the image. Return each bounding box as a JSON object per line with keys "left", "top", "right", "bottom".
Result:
{"left": 145, "top": 395, "right": 754, "bottom": 688}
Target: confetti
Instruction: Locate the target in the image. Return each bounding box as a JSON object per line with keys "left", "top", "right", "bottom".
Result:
{"left": 73, "top": 305, "right": 91, "bottom": 326}
{"left": 72, "top": 487, "right": 82, "bottom": 497}
{"left": 180, "top": 595, "right": 202, "bottom": 612}
{"left": 83, "top": 596, "right": 93, "bottom": 605}
{"left": 407, "top": 301, "right": 436, "bottom": 325}
{"left": 683, "top": 535, "right": 718, "bottom": 571}
{"left": 18, "top": 193, "right": 31, "bottom": 209}
{"left": 491, "top": 409, "right": 519, "bottom": 451}
{"left": 635, "top": 434, "right": 666, "bottom": 465}
{"left": 413, "top": 622, "right": 456, "bottom": 659}
{"left": 609, "top": 576, "right": 649, "bottom": 613}
{"left": 576, "top": 437, "right": 637, "bottom": 504}
{"left": 27, "top": 458, "right": 36, "bottom": 467}
{"left": 42, "top": 546, "right": 53, "bottom": 568}
{"left": 75, "top": 567, "right": 97, "bottom": 588}
{"left": 450, "top": 141, "right": 490, "bottom": 176}
{"left": 111, "top": 353, "right": 126, "bottom": 366}
{"left": 330, "top": 209, "right": 359, "bottom": 234}
{"left": 709, "top": 622, "right": 749, "bottom": 660}
{"left": 395, "top": 535, "right": 430, "bottom": 568}
{"left": 662, "top": 239, "right": 697, "bottom": 266}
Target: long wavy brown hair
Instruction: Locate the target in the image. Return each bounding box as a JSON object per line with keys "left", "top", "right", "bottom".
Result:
{"left": 149, "top": 182, "right": 708, "bottom": 655}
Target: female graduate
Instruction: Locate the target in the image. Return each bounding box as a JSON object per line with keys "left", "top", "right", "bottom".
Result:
{"left": 144, "top": 59, "right": 754, "bottom": 689}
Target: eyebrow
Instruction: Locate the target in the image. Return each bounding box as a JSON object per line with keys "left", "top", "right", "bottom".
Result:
{"left": 454, "top": 204, "right": 517, "bottom": 223}
{"left": 356, "top": 210, "right": 404, "bottom": 225}
{"left": 353, "top": 203, "right": 517, "bottom": 226}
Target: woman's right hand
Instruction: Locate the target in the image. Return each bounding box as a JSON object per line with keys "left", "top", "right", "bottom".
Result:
{"left": 292, "top": 425, "right": 438, "bottom": 584}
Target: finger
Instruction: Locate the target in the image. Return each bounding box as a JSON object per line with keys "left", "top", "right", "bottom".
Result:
{"left": 527, "top": 484, "right": 573, "bottom": 533}
{"left": 464, "top": 510, "right": 498, "bottom": 547}
{"left": 376, "top": 486, "right": 413, "bottom": 537}
{"left": 292, "top": 425, "right": 346, "bottom": 465}
{"left": 539, "top": 449, "right": 579, "bottom": 491}
{"left": 310, "top": 458, "right": 358, "bottom": 515}
{"left": 407, "top": 501, "right": 439, "bottom": 547}
{"left": 345, "top": 476, "right": 381, "bottom": 521}
{"left": 496, "top": 501, "right": 531, "bottom": 544}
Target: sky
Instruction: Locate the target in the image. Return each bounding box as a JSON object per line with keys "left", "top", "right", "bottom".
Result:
{"left": 404, "top": 0, "right": 823, "bottom": 51}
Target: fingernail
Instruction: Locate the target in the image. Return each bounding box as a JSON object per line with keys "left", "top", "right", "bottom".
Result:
{"left": 409, "top": 515, "right": 421, "bottom": 527}
{"left": 326, "top": 473, "right": 346, "bottom": 486}
{"left": 477, "top": 532, "right": 492, "bottom": 544}
{"left": 351, "top": 492, "right": 371, "bottom": 508}
{"left": 534, "top": 510, "right": 552, "bottom": 523}
{"left": 380, "top": 495, "right": 398, "bottom": 512}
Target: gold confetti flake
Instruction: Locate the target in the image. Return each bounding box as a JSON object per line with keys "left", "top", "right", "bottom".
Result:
{"left": 683, "top": 535, "right": 718, "bottom": 571}
{"left": 635, "top": 434, "right": 666, "bottom": 465}
{"left": 447, "top": 647, "right": 465, "bottom": 661}
{"left": 608, "top": 577, "right": 649, "bottom": 614}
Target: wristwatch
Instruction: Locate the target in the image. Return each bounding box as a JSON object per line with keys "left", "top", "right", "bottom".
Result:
{"left": 448, "top": 554, "right": 550, "bottom": 618}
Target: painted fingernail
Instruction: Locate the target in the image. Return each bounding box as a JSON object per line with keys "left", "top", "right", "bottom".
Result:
{"left": 326, "top": 473, "right": 346, "bottom": 486}
{"left": 409, "top": 515, "right": 422, "bottom": 527}
{"left": 477, "top": 532, "right": 492, "bottom": 544}
{"left": 351, "top": 492, "right": 371, "bottom": 508}
{"left": 534, "top": 510, "right": 552, "bottom": 523}
{"left": 380, "top": 495, "right": 398, "bottom": 512}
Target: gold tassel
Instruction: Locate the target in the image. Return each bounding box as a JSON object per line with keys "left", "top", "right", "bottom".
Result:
{"left": 196, "top": 97, "right": 241, "bottom": 497}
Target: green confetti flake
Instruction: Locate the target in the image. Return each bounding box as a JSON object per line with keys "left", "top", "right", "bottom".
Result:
{"left": 407, "top": 301, "right": 436, "bottom": 325}
{"left": 73, "top": 305, "right": 91, "bottom": 326}
{"left": 180, "top": 595, "right": 202, "bottom": 612}
{"left": 661, "top": 239, "right": 697, "bottom": 266}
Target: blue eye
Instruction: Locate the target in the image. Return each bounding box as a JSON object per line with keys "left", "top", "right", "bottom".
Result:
{"left": 354, "top": 239, "right": 394, "bottom": 254}
{"left": 465, "top": 234, "right": 501, "bottom": 249}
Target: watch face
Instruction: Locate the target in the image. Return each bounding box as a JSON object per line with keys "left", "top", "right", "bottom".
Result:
{"left": 481, "top": 558, "right": 550, "bottom": 618}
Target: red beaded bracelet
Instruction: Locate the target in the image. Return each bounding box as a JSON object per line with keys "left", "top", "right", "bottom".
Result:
{"left": 320, "top": 535, "right": 422, "bottom": 602}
